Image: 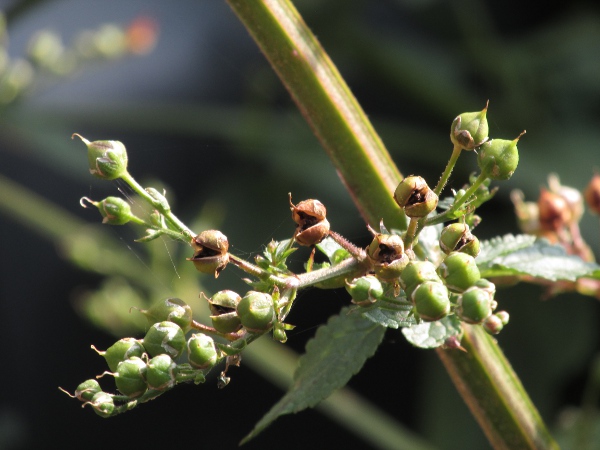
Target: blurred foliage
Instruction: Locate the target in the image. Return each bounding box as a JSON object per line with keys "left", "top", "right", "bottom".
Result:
{"left": 1, "top": 1, "right": 600, "bottom": 449}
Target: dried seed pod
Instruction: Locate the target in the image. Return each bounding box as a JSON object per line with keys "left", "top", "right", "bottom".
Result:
{"left": 584, "top": 173, "right": 600, "bottom": 215}
{"left": 548, "top": 174, "right": 584, "bottom": 224}
{"left": 450, "top": 102, "right": 489, "bottom": 151}
{"left": 394, "top": 176, "right": 438, "bottom": 218}
{"left": 538, "top": 188, "right": 571, "bottom": 233}
{"left": 366, "top": 231, "right": 409, "bottom": 280}
{"left": 206, "top": 290, "right": 242, "bottom": 334}
{"left": 439, "top": 223, "right": 480, "bottom": 257}
{"left": 289, "top": 196, "right": 330, "bottom": 246}
{"left": 188, "top": 230, "right": 229, "bottom": 278}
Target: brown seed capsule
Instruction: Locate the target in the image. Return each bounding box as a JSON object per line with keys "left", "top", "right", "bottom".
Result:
{"left": 584, "top": 173, "right": 600, "bottom": 215}
{"left": 394, "top": 176, "right": 438, "bottom": 218}
{"left": 537, "top": 188, "right": 571, "bottom": 233}
{"left": 289, "top": 195, "right": 330, "bottom": 246}
{"left": 188, "top": 230, "right": 229, "bottom": 277}
{"left": 366, "top": 229, "right": 409, "bottom": 281}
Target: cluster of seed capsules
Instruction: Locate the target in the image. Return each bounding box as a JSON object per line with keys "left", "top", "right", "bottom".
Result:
{"left": 65, "top": 290, "right": 279, "bottom": 417}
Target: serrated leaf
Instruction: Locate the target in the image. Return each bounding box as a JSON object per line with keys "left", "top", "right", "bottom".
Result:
{"left": 315, "top": 236, "right": 349, "bottom": 263}
{"left": 359, "top": 295, "right": 416, "bottom": 329}
{"left": 479, "top": 236, "right": 600, "bottom": 281}
{"left": 477, "top": 234, "right": 536, "bottom": 265}
{"left": 241, "top": 307, "right": 385, "bottom": 444}
{"left": 402, "top": 315, "right": 462, "bottom": 349}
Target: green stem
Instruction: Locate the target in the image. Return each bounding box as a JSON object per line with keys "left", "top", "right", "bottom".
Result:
{"left": 434, "top": 143, "right": 463, "bottom": 196}
{"left": 227, "top": 1, "right": 557, "bottom": 448}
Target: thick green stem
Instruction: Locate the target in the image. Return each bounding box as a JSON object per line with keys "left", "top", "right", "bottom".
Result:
{"left": 227, "top": 1, "right": 557, "bottom": 448}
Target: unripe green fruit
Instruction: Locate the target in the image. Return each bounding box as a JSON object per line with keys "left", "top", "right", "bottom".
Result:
{"left": 142, "top": 297, "right": 193, "bottom": 333}
{"left": 75, "top": 379, "right": 102, "bottom": 402}
{"left": 483, "top": 314, "right": 504, "bottom": 335}
{"left": 345, "top": 275, "right": 383, "bottom": 306}
{"left": 114, "top": 357, "right": 147, "bottom": 398}
{"left": 73, "top": 133, "right": 128, "bottom": 180}
{"left": 450, "top": 103, "right": 489, "bottom": 151}
{"left": 237, "top": 291, "right": 275, "bottom": 333}
{"left": 400, "top": 260, "right": 442, "bottom": 298}
{"left": 207, "top": 290, "right": 242, "bottom": 334}
{"left": 146, "top": 354, "right": 177, "bottom": 391}
{"left": 456, "top": 287, "right": 493, "bottom": 324}
{"left": 412, "top": 281, "right": 450, "bottom": 322}
{"left": 495, "top": 310, "right": 510, "bottom": 326}
{"left": 439, "top": 223, "right": 480, "bottom": 257}
{"left": 97, "top": 196, "right": 134, "bottom": 225}
{"left": 143, "top": 321, "right": 186, "bottom": 358}
{"left": 477, "top": 133, "right": 524, "bottom": 181}
{"left": 394, "top": 176, "right": 438, "bottom": 218}
{"left": 438, "top": 252, "right": 481, "bottom": 292}
{"left": 187, "top": 333, "right": 219, "bottom": 369}
{"left": 89, "top": 392, "right": 115, "bottom": 418}
{"left": 95, "top": 338, "right": 145, "bottom": 372}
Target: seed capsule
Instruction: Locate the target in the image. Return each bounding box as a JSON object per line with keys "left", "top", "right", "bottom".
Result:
{"left": 477, "top": 132, "right": 524, "bottom": 181}
{"left": 366, "top": 232, "right": 409, "bottom": 281}
{"left": 537, "top": 188, "right": 571, "bottom": 233}
{"left": 411, "top": 281, "right": 450, "bottom": 322}
{"left": 206, "top": 290, "right": 242, "bottom": 334}
{"left": 439, "top": 223, "right": 480, "bottom": 257}
{"left": 456, "top": 287, "right": 494, "bottom": 324}
{"left": 93, "top": 338, "right": 145, "bottom": 373}
{"left": 584, "top": 173, "right": 600, "bottom": 215}
{"left": 187, "top": 333, "right": 219, "bottom": 369}
{"left": 74, "top": 379, "right": 102, "bottom": 402}
{"left": 142, "top": 297, "right": 193, "bottom": 333}
{"left": 113, "top": 357, "right": 148, "bottom": 398}
{"left": 97, "top": 196, "right": 134, "bottom": 225}
{"left": 188, "top": 230, "right": 229, "bottom": 278}
{"left": 400, "top": 260, "right": 442, "bottom": 298}
{"left": 394, "top": 176, "right": 438, "bottom": 218}
{"left": 72, "top": 133, "right": 128, "bottom": 180}
{"left": 345, "top": 275, "right": 384, "bottom": 306}
{"left": 237, "top": 291, "right": 275, "bottom": 333}
{"left": 438, "top": 252, "right": 481, "bottom": 292}
{"left": 146, "top": 354, "right": 177, "bottom": 391}
{"left": 289, "top": 197, "right": 330, "bottom": 246}
{"left": 88, "top": 392, "right": 115, "bottom": 418}
{"left": 450, "top": 102, "right": 489, "bottom": 151}
{"left": 483, "top": 314, "right": 504, "bottom": 335}
{"left": 143, "top": 321, "right": 186, "bottom": 358}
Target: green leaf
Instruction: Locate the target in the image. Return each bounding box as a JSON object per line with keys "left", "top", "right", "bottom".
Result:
{"left": 478, "top": 235, "right": 600, "bottom": 281}
{"left": 359, "top": 294, "right": 416, "bottom": 329}
{"left": 241, "top": 307, "right": 385, "bottom": 444}
{"left": 315, "top": 236, "right": 349, "bottom": 263}
{"left": 402, "top": 315, "right": 462, "bottom": 349}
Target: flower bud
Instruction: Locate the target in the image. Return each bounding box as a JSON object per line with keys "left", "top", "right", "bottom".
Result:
{"left": 483, "top": 314, "right": 504, "bottom": 335}
{"left": 113, "top": 357, "right": 147, "bottom": 398}
{"left": 584, "top": 173, "right": 600, "bottom": 215}
{"left": 237, "top": 291, "right": 275, "bottom": 333}
{"left": 366, "top": 232, "right": 409, "bottom": 281}
{"left": 289, "top": 197, "right": 330, "bottom": 246}
{"left": 188, "top": 230, "right": 229, "bottom": 278}
{"left": 394, "top": 176, "right": 438, "bottom": 218}
{"left": 93, "top": 338, "right": 145, "bottom": 372}
{"left": 74, "top": 379, "right": 102, "bottom": 402}
{"left": 143, "top": 321, "right": 186, "bottom": 358}
{"left": 187, "top": 333, "right": 219, "bottom": 369}
{"left": 72, "top": 133, "right": 128, "bottom": 180}
{"left": 437, "top": 252, "right": 480, "bottom": 292}
{"left": 206, "top": 290, "right": 242, "bottom": 334}
{"left": 477, "top": 132, "right": 524, "bottom": 181}
{"left": 400, "top": 260, "right": 442, "bottom": 298}
{"left": 88, "top": 392, "right": 115, "bottom": 418}
{"left": 456, "top": 287, "right": 493, "bottom": 324}
{"left": 439, "top": 223, "right": 480, "bottom": 257}
{"left": 537, "top": 188, "right": 571, "bottom": 233}
{"left": 450, "top": 102, "right": 489, "bottom": 150}
{"left": 411, "top": 281, "right": 450, "bottom": 322}
{"left": 146, "top": 354, "right": 177, "bottom": 391}
{"left": 345, "top": 275, "right": 384, "bottom": 306}
{"left": 141, "top": 297, "right": 193, "bottom": 333}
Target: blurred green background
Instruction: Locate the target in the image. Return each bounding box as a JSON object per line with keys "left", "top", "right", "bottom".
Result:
{"left": 1, "top": 0, "right": 600, "bottom": 449}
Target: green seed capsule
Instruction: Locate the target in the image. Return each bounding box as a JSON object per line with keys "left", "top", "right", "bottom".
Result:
{"left": 394, "top": 176, "right": 439, "bottom": 218}
{"left": 114, "top": 357, "right": 147, "bottom": 398}
{"left": 187, "top": 333, "right": 219, "bottom": 369}
{"left": 143, "top": 321, "right": 186, "bottom": 358}
{"left": 456, "top": 287, "right": 493, "bottom": 324}
{"left": 450, "top": 102, "right": 489, "bottom": 151}
{"left": 483, "top": 314, "right": 504, "bottom": 335}
{"left": 439, "top": 223, "right": 480, "bottom": 257}
{"left": 477, "top": 132, "right": 524, "bottom": 181}
{"left": 72, "top": 133, "right": 128, "bottom": 180}
{"left": 88, "top": 392, "right": 115, "bottom": 418}
{"left": 495, "top": 310, "right": 510, "bottom": 326}
{"left": 412, "top": 281, "right": 450, "bottom": 322}
{"left": 94, "top": 338, "right": 145, "bottom": 372}
{"left": 400, "top": 260, "right": 442, "bottom": 298}
{"left": 146, "top": 354, "right": 177, "bottom": 391}
{"left": 438, "top": 252, "right": 481, "bottom": 292}
{"left": 142, "top": 297, "right": 193, "bottom": 333}
{"left": 96, "top": 196, "right": 134, "bottom": 225}
{"left": 345, "top": 275, "right": 384, "bottom": 306}
{"left": 207, "top": 290, "right": 242, "bottom": 334}
{"left": 237, "top": 291, "right": 275, "bottom": 333}
{"left": 74, "top": 379, "right": 102, "bottom": 402}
